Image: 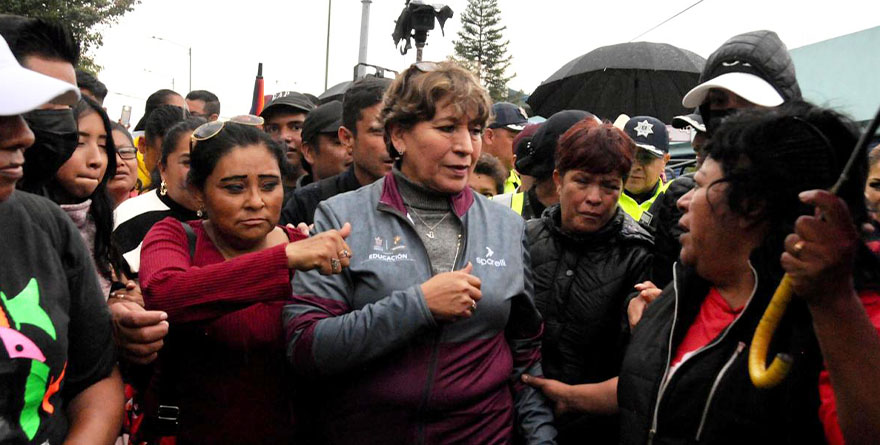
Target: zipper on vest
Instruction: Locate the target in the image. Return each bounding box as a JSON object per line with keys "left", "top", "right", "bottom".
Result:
{"left": 452, "top": 234, "right": 462, "bottom": 272}
{"left": 417, "top": 326, "right": 444, "bottom": 445}
{"left": 648, "top": 266, "right": 681, "bottom": 445}
{"left": 695, "top": 341, "right": 745, "bottom": 441}
{"left": 649, "top": 263, "right": 759, "bottom": 443}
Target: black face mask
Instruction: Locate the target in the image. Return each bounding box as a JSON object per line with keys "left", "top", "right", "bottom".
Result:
{"left": 700, "top": 105, "right": 740, "bottom": 136}
{"left": 19, "top": 108, "right": 79, "bottom": 194}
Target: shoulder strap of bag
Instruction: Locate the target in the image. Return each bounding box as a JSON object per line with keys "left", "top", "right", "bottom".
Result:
{"left": 181, "top": 221, "right": 197, "bottom": 258}
{"left": 145, "top": 221, "right": 196, "bottom": 436}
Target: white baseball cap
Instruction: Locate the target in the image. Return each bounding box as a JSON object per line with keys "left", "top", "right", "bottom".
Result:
{"left": 682, "top": 71, "right": 784, "bottom": 108}
{"left": 0, "top": 35, "right": 79, "bottom": 116}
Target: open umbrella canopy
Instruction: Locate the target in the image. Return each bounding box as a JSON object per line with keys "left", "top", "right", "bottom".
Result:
{"left": 528, "top": 42, "right": 706, "bottom": 122}
{"left": 318, "top": 81, "right": 352, "bottom": 104}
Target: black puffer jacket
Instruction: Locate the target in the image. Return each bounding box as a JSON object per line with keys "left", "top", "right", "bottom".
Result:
{"left": 618, "top": 262, "right": 825, "bottom": 445}
{"left": 526, "top": 204, "right": 653, "bottom": 444}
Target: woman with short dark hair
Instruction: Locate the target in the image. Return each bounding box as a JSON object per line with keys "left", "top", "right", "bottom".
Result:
{"left": 522, "top": 116, "right": 653, "bottom": 444}
{"left": 139, "top": 118, "right": 350, "bottom": 444}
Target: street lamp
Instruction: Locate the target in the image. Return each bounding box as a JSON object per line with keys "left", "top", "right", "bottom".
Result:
{"left": 143, "top": 68, "right": 176, "bottom": 90}
{"left": 151, "top": 35, "right": 192, "bottom": 92}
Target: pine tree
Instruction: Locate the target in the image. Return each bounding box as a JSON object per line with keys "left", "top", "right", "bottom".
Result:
{"left": 452, "top": 0, "right": 514, "bottom": 102}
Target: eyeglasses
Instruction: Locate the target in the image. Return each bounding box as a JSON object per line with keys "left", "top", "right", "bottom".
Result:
{"left": 116, "top": 146, "right": 138, "bottom": 160}
{"left": 191, "top": 115, "right": 264, "bottom": 143}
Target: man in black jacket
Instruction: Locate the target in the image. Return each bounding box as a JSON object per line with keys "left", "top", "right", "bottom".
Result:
{"left": 280, "top": 77, "right": 391, "bottom": 226}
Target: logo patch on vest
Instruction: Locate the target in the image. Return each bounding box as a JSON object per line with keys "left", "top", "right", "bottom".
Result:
{"left": 475, "top": 246, "right": 506, "bottom": 267}
{"left": 367, "top": 235, "right": 412, "bottom": 263}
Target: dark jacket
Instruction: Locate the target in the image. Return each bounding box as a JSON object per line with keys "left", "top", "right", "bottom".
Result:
{"left": 643, "top": 174, "right": 694, "bottom": 288}
{"left": 526, "top": 204, "right": 653, "bottom": 443}
{"left": 280, "top": 167, "right": 362, "bottom": 226}
{"left": 618, "top": 262, "right": 825, "bottom": 445}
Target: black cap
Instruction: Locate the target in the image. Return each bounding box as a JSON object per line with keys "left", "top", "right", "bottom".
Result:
{"left": 624, "top": 116, "right": 669, "bottom": 158}
{"left": 260, "top": 91, "right": 315, "bottom": 117}
{"left": 516, "top": 110, "right": 593, "bottom": 179}
{"left": 302, "top": 100, "right": 342, "bottom": 145}
{"left": 489, "top": 102, "right": 528, "bottom": 131}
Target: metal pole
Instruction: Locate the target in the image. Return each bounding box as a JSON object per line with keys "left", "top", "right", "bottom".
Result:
{"left": 324, "top": 0, "right": 332, "bottom": 90}
{"left": 188, "top": 47, "right": 192, "bottom": 92}
{"left": 356, "top": 0, "right": 372, "bottom": 79}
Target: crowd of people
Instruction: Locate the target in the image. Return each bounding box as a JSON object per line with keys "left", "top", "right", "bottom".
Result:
{"left": 1, "top": 12, "right": 880, "bottom": 445}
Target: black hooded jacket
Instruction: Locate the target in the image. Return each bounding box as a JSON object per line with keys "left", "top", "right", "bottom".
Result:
{"left": 618, "top": 262, "right": 825, "bottom": 445}
{"left": 526, "top": 204, "right": 653, "bottom": 443}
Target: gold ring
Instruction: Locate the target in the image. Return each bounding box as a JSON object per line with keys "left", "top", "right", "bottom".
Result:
{"left": 330, "top": 258, "right": 341, "bottom": 272}
{"left": 339, "top": 249, "right": 351, "bottom": 258}
{"left": 793, "top": 240, "right": 805, "bottom": 256}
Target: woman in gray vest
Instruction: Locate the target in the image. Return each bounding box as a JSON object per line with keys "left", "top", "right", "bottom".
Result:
{"left": 284, "top": 61, "right": 556, "bottom": 444}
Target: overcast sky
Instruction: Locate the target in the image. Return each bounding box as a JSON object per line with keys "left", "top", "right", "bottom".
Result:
{"left": 93, "top": 0, "right": 880, "bottom": 125}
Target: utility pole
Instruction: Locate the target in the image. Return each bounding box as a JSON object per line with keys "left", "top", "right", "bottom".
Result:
{"left": 151, "top": 36, "right": 192, "bottom": 92}
{"left": 324, "top": 0, "right": 332, "bottom": 90}
{"left": 356, "top": 0, "right": 372, "bottom": 79}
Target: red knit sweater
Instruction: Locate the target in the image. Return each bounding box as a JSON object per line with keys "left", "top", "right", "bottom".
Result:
{"left": 140, "top": 217, "right": 305, "bottom": 444}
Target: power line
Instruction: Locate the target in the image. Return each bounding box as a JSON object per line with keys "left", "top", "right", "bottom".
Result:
{"left": 629, "top": 0, "right": 706, "bottom": 42}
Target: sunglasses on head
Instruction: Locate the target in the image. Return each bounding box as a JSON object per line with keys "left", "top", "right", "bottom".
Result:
{"left": 401, "top": 61, "right": 440, "bottom": 88}
{"left": 191, "top": 115, "right": 264, "bottom": 143}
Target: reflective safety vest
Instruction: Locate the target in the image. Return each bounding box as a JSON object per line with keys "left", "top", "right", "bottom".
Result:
{"left": 503, "top": 169, "right": 520, "bottom": 195}
{"left": 619, "top": 180, "right": 671, "bottom": 224}
{"left": 134, "top": 136, "right": 152, "bottom": 190}
{"left": 492, "top": 191, "right": 525, "bottom": 215}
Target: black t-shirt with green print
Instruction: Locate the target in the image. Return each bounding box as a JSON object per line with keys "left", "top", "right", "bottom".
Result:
{"left": 0, "top": 191, "right": 116, "bottom": 444}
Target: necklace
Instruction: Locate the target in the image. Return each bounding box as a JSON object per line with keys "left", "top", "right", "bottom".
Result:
{"left": 408, "top": 207, "right": 451, "bottom": 239}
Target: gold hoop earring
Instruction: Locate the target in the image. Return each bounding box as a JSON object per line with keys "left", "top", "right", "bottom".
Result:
{"left": 159, "top": 180, "right": 168, "bottom": 196}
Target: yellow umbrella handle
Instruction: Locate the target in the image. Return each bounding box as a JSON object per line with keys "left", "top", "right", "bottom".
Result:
{"left": 749, "top": 274, "right": 795, "bottom": 388}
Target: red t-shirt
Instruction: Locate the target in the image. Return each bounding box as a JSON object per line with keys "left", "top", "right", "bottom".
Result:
{"left": 669, "top": 286, "right": 880, "bottom": 444}
{"left": 818, "top": 290, "right": 880, "bottom": 445}
{"left": 671, "top": 287, "right": 744, "bottom": 368}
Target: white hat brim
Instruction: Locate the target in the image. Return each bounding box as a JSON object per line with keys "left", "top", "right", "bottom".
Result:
{"left": 682, "top": 72, "right": 784, "bottom": 108}
{"left": 0, "top": 62, "right": 80, "bottom": 115}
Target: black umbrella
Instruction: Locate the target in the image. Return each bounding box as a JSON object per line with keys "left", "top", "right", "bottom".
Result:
{"left": 528, "top": 42, "right": 705, "bottom": 122}
{"left": 318, "top": 81, "right": 352, "bottom": 104}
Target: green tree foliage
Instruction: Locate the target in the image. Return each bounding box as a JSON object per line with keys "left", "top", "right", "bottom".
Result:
{"left": 0, "top": 0, "right": 140, "bottom": 72}
{"left": 452, "top": 0, "right": 514, "bottom": 102}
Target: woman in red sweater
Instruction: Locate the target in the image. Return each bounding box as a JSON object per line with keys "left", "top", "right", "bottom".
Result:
{"left": 138, "top": 118, "right": 351, "bottom": 444}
